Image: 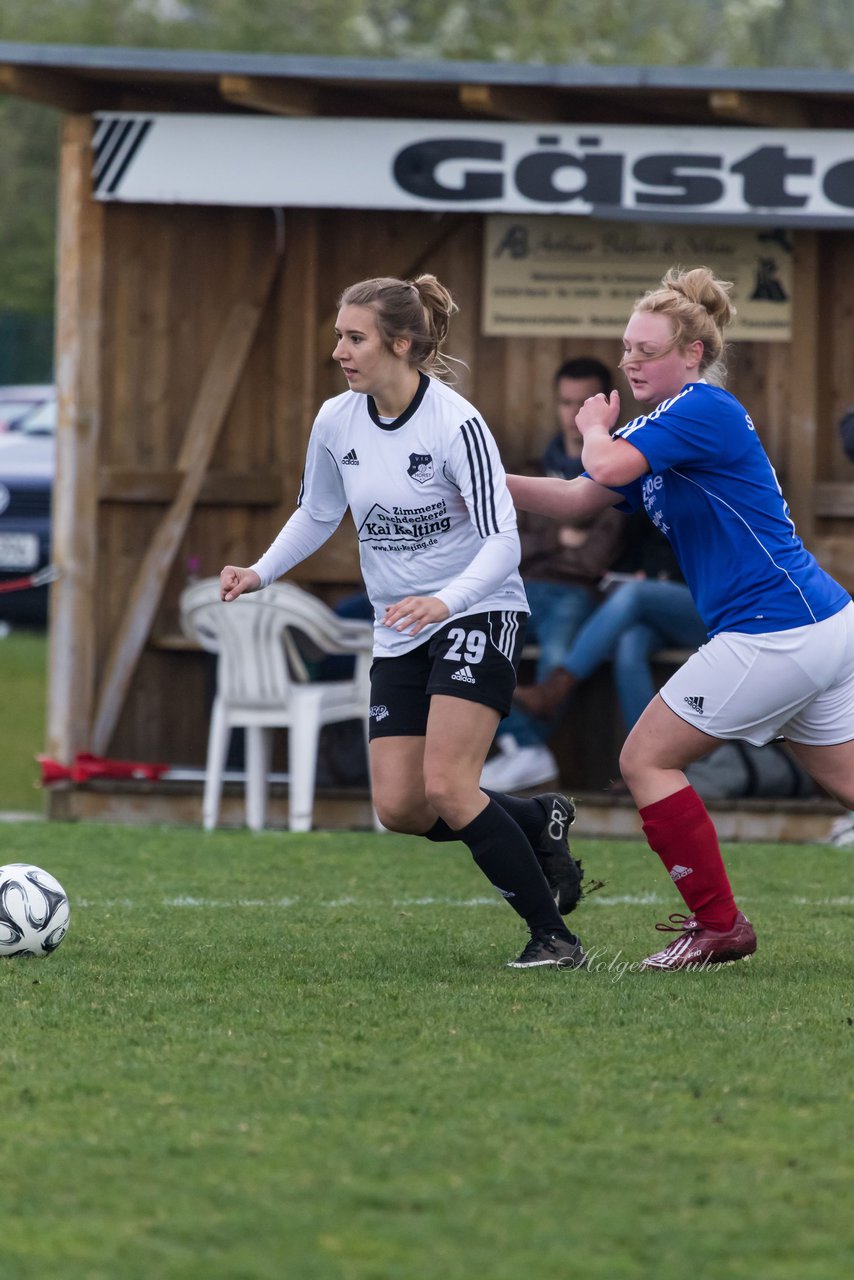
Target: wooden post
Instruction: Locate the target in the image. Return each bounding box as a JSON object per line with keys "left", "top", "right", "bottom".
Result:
{"left": 89, "top": 248, "right": 281, "bottom": 756}
{"left": 786, "top": 231, "right": 820, "bottom": 544}
{"left": 46, "top": 115, "right": 104, "bottom": 763}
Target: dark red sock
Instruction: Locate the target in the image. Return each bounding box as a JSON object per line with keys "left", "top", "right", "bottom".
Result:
{"left": 640, "top": 785, "right": 737, "bottom": 931}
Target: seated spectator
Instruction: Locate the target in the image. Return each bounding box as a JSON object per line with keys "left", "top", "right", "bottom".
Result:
{"left": 838, "top": 405, "right": 854, "bottom": 465}
{"left": 480, "top": 357, "right": 625, "bottom": 791}
{"left": 824, "top": 408, "right": 854, "bottom": 845}
{"left": 512, "top": 514, "right": 706, "bottom": 731}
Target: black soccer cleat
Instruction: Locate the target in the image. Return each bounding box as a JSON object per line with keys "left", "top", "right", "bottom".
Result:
{"left": 506, "top": 930, "right": 587, "bottom": 970}
{"left": 532, "top": 792, "right": 584, "bottom": 915}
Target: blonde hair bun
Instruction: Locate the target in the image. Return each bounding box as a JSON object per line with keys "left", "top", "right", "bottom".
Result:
{"left": 635, "top": 265, "right": 736, "bottom": 385}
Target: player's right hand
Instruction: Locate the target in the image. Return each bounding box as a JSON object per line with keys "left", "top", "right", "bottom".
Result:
{"left": 220, "top": 566, "right": 261, "bottom": 601}
{"left": 576, "top": 389, "right": 621, "bottom": 435}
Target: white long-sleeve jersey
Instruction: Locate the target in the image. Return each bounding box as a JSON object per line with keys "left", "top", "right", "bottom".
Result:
{"left": 250, "top": 373, "right": 528, "bottom": 656}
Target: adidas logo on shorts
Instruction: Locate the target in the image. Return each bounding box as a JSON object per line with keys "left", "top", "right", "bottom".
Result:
{"left": 451, "top": 665, "right": 477, "bottom": 684}
{"left": 683, "top": 695, "right": 705, "bottom": 714}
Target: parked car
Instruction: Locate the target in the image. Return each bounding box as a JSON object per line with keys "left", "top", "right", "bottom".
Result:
{"left": 0, "top": 384, "right": 55, "bottom": 432}
{"left": 0, "top": 398, "right": 55, "bottom": 625}
{"left": 14, "top": 395, "right": 57, "bottom": 436}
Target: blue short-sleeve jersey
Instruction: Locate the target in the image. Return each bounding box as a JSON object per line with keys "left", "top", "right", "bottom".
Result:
{"left": 607, "top": 382, "right": 850, "bottom": 637}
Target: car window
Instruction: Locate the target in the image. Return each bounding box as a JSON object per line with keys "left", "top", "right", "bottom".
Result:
{"left": 17, "top": 399, "right": 56, "bottom": 435}
{"left": 0, "top": 400, "right": 43, "bottom": 429}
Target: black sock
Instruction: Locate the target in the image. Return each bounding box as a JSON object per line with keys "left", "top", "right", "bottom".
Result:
{"left": 423, "top": 817, "right": 458, "bottom": 843}
{"left": 453, "top": 800, "right": 571, "bottom": 938}
{"left": 482, "top": 789, "right": 549, "bottom": 845}
{"left": 430, "top": 794, "right": 551, "bottom": 846}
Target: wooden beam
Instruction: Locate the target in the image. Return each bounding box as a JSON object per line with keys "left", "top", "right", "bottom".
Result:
{"left": 46, "top": 115, "right": 104, "bottom": 765}
{"left": 218, "top": 74, "right": 319, "bottom": 116}
{"left": 708, "top": 90, "right": 810, "bottom": 129}
{"left": 0, "top": 64, "right": 102, "bottom": 113}
{"left": 98, "top": 468, "right": 282, "bottom": 506}
{"left": 459, "top": 83, "right": 566, "bottom": 122}
{"left": 90, "top": 249, "right": 281, "bottom": 757}
{"left": 786, "top": 231, "right": 820, "bottom": 543}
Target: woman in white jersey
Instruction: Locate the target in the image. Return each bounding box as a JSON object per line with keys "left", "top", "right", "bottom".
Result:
{"left": 220, "top": 274, "right": 588, "bottom": 971}
{"left": 509, "top": 266, "right": 854, "bottom": 971}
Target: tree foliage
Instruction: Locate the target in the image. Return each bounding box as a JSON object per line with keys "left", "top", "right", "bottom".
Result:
{"left": 0, "top": 101, "right": 60, "bottom": 314}
{"left": 2, "top": 0, "right": 854, "bottom": 325}
{"left": 4, "top": 1, "right": 854, "bottom": 68}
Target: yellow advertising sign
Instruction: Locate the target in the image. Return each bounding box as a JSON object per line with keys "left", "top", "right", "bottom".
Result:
{"left": 482, "top": 217, "right": 791, "bottom": 340}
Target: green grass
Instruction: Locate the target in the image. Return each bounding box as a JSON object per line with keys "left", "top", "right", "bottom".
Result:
{"left": 0, "top": 823, "right": 851, "bottom": 1279}
{"left": 0, "top": 627, "right": 47, "bottom": 812}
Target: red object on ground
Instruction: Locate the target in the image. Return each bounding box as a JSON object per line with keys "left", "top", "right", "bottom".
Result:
{"left": 0, "top": 565, "right": 60, "bottom": 594}
{"left": 36, "top": 757, "right": 72, "bottom": 785}
{"left": 37, "top": 753, "right": 169, "bottom": 785}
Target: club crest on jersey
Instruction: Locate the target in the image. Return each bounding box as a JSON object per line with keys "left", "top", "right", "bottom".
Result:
{"left": 407, "top": 453, "right": 434, "bottom": 484}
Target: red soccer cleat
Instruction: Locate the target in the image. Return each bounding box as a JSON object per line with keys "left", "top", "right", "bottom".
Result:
{"left": 641, "top": 911, "right": 757, "bottom": 971}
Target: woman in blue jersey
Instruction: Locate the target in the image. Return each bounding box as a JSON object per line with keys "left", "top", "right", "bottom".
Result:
{"left": 220, "top": 274, "right": 588, "bottom": 971}
{"left": 509, "top": 266, "right": 854, "bottom": 971}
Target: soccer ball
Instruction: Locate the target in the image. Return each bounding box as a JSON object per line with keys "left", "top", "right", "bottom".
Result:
{"left": 0, "top": 863, "right": 70, "bottom": 958}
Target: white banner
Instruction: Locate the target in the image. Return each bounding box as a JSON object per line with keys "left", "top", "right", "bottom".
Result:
{"left": 93, "top": 114, "right": 854, "bottom": 225}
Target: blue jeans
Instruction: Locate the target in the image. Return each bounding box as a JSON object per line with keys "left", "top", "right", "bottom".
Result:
{"left": 501, "top": 579, "right": 598, "bottom": 748}
{"left": 562, "top": 579, "right": 707, "bottom": 730}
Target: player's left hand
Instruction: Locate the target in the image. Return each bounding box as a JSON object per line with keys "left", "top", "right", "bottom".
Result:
{"left": 383, "top": 595, "right": 450, "bottom": 636}
{"left": 576, "top": 389, "right": 621, "bottom": 435}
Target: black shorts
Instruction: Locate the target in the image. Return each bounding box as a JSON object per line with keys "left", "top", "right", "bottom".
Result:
{"left": 369, "top": 611, "right": 528, "bottom": 739}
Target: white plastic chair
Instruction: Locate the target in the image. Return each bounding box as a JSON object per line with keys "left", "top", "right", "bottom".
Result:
{"left": 179, "top": 577, "right": 376, "bottom": 833}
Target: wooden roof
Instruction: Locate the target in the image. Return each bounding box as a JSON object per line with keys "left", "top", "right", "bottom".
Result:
{"left": 3, "top": 40, "right": 854, "bottom": 128}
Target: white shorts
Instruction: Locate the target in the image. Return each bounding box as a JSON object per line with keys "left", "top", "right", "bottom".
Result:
{"left": 660, "top": 601, "right": 854, "bottom": 747}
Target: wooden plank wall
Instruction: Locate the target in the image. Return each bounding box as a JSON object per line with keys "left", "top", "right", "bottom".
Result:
{"left": 59, "top": 202, "right": 854, "bottom": 772}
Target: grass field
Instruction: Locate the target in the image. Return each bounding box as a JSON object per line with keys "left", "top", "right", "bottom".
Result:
{"left": 0, "top": 821, "right": 851, "bottom": 1279}
{"left": 0, "top": 627, "right": 47, "bottom": 812}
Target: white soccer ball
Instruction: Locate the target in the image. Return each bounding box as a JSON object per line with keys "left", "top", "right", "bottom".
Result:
{"left": 0, "top": 863, "right": 70, "bottom": 958}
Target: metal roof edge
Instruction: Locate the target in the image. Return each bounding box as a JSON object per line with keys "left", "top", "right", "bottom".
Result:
{"left": 1, "top": 40, "right": 854, "bottom": 94}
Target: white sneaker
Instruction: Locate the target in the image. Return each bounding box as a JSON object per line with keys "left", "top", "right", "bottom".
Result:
{"left": 824, "top": 812, "right": 854, "bottom": 848}
{"left": 480, "top": 737, "right": 559, "bottom": 791}
{"left": 479, "top": 734, "right": 523, "bottom": 788}
{"left": 480, "top": 757, "right": 509, "bottom": 789}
